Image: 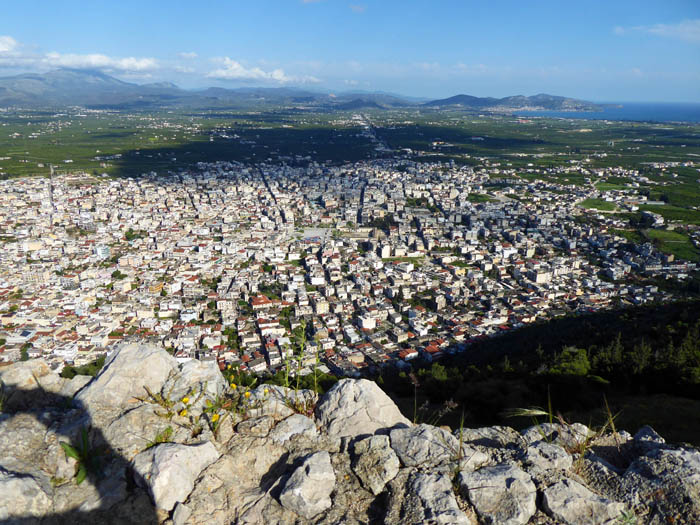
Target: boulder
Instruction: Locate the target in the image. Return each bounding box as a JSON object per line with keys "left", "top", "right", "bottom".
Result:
{"left": 162, "top": 359, "right": 228, "bottom": 417}
{"left": 521, "top": 422, "right": 592, "bottom": 451}
{"left": 524, "top": 440, "right": 573, "bottom": 473}
{"left": 459, "top": 463, "right": 536, "bottom": 525}
{"left": 622, "top": 447, "right": 700, "bottom": 522}
{"left": 0, "top": 466, "right": 52, "bottom": 521}
{"left": 314, "top": 378, "right": 410, "bottom": 438}
{"left": 352, "top": 434, "right": 400, "bottom": 495}
{"left": 279, "top": 451, "right": 336, "bottom": 519}
{"left": 104, "top": 404, "right": 189, "bottom": 461}
{"left": 391, "top": 423, "right": 489, "bottom": 471}
{"left": 390, "top": 423, "right": 458, "bottom": 467}
{"left": 269, "top": 414, "right": 318, "bottom": 444}
{"left": 0, "top": 358, "right": 89, "bottom": 411}
{"left": 132, "top": 441, "right": 220, "bottom": 512}
{"left": 391, "top": 471, "right": 472, "bottom": 524}
{"left": 458, "top": 426, "right": 524, "bottom": 449}
{"left": 543, "top": 478, "right": 626, "bottom": 524}
{"left": 633, "top": 425, "right": 666, "bottom": 454}
{"left": 75, "top": 344, "right": 178, "bottom": 413}
{"left": 247, "top": 384, "right": 317, "bottom": 420}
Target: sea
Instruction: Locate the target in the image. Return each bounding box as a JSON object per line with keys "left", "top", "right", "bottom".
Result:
{"left": 515, "top": 103, "right": 700, "bottom": 124}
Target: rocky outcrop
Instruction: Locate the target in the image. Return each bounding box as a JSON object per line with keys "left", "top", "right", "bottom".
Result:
{"left": 133, "top": 442, "right": 221, "bottom": 512}
{"left": 1, "top": 343, "right": 699, "bottom": 524}
{"left": 279, "top": 451, "right": 336, "bottom": 519}
{"left": 314, "top": 378, "right": 410, "bottom": 437}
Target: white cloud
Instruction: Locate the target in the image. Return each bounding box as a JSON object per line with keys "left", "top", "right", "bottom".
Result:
{"left": 0, "top": 35, "right": 18, "bottom": 53}
{"left": 43, "top": 52, "right": 158, "bottom": 72}
{"left": 207, "top": 57, "right": 319, "bottom": 84}
{"left": 178, "top": 51, "right": 198, "bottom": 59}
{"left": 615, "top": 19, "right": 700, "bottom": 43}
{"left": 175, "top": 65, "right": 195, "bottom": 74}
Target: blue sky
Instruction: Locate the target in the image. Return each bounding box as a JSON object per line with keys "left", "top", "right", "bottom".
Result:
{"left": 1, "top": 1, "right": 699, "bottom": 101}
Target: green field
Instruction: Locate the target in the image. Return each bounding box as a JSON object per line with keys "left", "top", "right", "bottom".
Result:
{"left": 610, "top": 228, "right": 644, "bottom": 244}
{"left": 579, "top": 198, "right": 617, "bottom": 211}
{"left": 465, "top": 193, "right": 493, "bottom": 203}
{"left": 645, "top": 228, "right": 700, "bottom": 262}
{"left": 595, "top": 182, "right": 629, "bottom": 191}
{"left": 639, "top": 205, "right": 700, "bottom": 226}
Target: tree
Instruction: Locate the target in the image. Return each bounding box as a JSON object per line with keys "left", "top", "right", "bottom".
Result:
{"left": 549, "top": 347, "right": 590, "bottom": 376}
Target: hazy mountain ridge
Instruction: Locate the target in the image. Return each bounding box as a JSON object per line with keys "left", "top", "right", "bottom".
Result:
{"left": 0, "top": 69, "right": 601, "bottom": 111}
{"left": 424, "top": 92, "right": 602, "bottom": 111}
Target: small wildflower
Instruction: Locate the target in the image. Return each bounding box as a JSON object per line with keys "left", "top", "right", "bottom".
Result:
{"left": 263, "top": 388, "right": 269, "bottom": 395}
{"left": 211, "top": 413, "right": 220, "bottom": 423}
{"left": 244, "top": 391, "right": 251, "bottom": 399}
{"left": 230, "top": 382, "right": 237, "bottom": 390}
{"left": 181, "top": 397, "right": 190, "bottom": 404}
{"left": 179, "top": 409, "right": 188, "bottom": 417}
{"left": 227, "top": 364, "right": 232, "bottom": 370}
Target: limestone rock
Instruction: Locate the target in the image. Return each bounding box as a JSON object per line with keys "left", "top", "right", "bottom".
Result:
{"left": 352, "top": 434, "right": 400, "bottom": 495}
{"left": 391, "top": 423, "right": 489, "bottom": 471}
{"left": 459, "top": 463, "right": 536, "bottom": 525}
{"left": 269, "top": 413, "right": 318, "bottom": 444}
{"left": 279, "top": 451, "right": 336, "bottom": 519}
{"left": 172, "top": 503, "right": 192, "bottom": 525}
{"left": 458, "top": 426, "right": 524, "bottom": 449}
{"left": 633, "top": 425, "right": 666, "bottom": 454}
{"left": 391, "top": 471, "right": 472, "bottom": 525}
{"left": 0, "top": 466, "right": 52, "bottom": 521}
{"left": 236, "top": 415, "right": 276, "bottom": 437}
{"left": 623, "top": 447, "right": 700, "bottom": 523}
{"left": 104, "top": 404, "right": 189, "bottom": 461}
{"left": 524, "top": 440, "right": 573, "bottom": 473}
{"left": 132, "top": 441, "right": 221, "bottom": 512}
{"left": 247, "top": 384, "right": 317, "bottom": 420}
{"left": 391, "top": 423, "right": 457, "bottom": 467}
{"left": 521, "top": 422, "right": 592, "bottom": 451}
{"left": 0, "top": 358, "right": 84, "bottom": 411}
{"left": 75, "top": 343, "right": 178, "bottom": 413}
{"left": 162, "top": 358, "right": 228, "bottom": 417}
{"left": 314, "top": 378, "right": 410, "bottom": 438}
{"left": 543, "top": 478, "right": 626, "bottom": 525}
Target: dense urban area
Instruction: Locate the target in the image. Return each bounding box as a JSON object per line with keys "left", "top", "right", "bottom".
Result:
{"left": 2, "top": 113, "right": 699, "bottom": 386}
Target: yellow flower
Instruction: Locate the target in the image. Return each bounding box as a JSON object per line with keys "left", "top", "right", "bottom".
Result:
{"left": 263, "top": 388, "right": 269, "bottom": 396}
{"left": 211, "top": 413, "right": 220, "bottom": 423}
{"left": 244, "top": 391, "right": 251, "bottom": 399}
{"left": 179, "top": 409, "right": 188, "bottom": 417}
{"left": 227, "top": 364, "right": 232, "bottom": 370}
{"left": 230, "top": 382, "right": 237, "bottom": 390}
{"left": 181, "top": 397, "right": 190, "bottom": 404}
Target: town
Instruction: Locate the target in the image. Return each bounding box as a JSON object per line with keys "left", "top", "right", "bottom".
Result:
{"left": 2, "top": 143, "right": 698, "bottom": 383}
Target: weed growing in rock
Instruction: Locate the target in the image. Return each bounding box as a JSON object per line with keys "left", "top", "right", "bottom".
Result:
{"left": 139, "top": 383, "right": 178, "bottom": 419}
{"left": 616, "top": 510, "right": 639, "bottom": 524}
{"left": 145, "top": 426, "right": 173, "bottom": 450}
{"left": 59, "top": 426, "right": 104, "bottom": 485}
{"left": 201, "top": 382, "right": 269, "bottom": 437}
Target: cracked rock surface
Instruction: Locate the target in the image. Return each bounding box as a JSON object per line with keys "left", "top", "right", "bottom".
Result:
{"left": 1, "top": 343, "right": 699, "bottom": 524}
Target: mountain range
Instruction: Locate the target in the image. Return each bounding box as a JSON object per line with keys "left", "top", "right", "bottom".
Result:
{"left": 0, "top": 68, "right": 602, "bottom": 112}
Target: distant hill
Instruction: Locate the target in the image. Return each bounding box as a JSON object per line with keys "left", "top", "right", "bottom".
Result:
{"left": 0, "top": 69, "right": 602, "bottom": 112}
{"left": 424, "top": 93, "right": 602, "bottom": 111}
